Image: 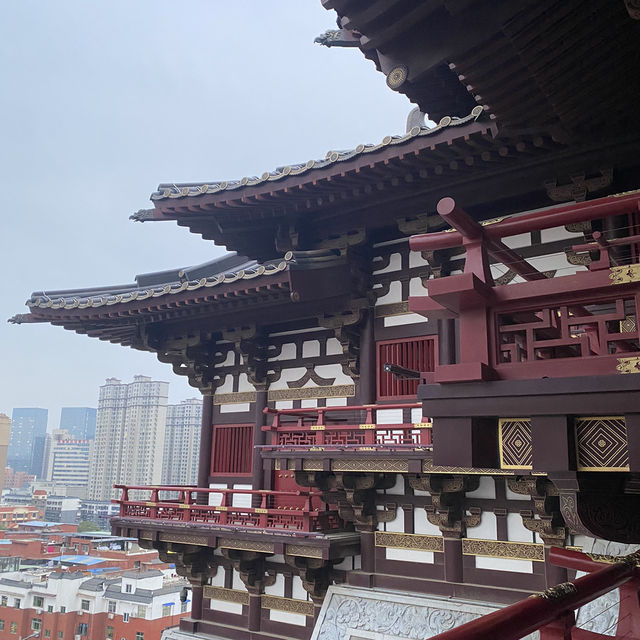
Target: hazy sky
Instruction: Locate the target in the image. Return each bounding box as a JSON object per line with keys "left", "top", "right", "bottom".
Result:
{"left": 1, "top": 2, "right": 411, "bottom": 429}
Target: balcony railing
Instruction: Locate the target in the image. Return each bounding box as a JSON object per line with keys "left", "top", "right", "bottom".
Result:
{"left": 261, "top": 403, "right": 432, "bottom": 452}
{"left": 113, "top": 485, "right": 343, "bottom": 533}
{"left": 409, "top": 192, "right": 640, "bottom": 382}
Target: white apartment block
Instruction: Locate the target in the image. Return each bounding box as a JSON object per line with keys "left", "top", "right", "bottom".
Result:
{"left": 43, "top": 430, "right": 93, "bottom": 488}
{"left": 161, "top": 398, "right": 202, "bottom": 486}
{"left": 89, "top": 376, "right": 168, "bottom": 501}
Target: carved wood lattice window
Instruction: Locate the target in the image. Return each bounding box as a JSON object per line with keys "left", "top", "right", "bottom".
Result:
{"left": 376, "top": 336, "right": 437, "bottom": 400}
{"left": 210, "top": 424, "right": 253, "bottom": 475}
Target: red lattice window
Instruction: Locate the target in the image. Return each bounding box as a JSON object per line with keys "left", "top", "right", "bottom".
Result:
{"left": 377, "top": 336, "right": 437, "bottom": 400}
{"left": 210, "top": 424, "right": 253, "bottom": 476}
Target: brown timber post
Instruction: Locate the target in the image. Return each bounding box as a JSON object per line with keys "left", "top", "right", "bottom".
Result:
{"left": 253, "top": 389, "right": 268, "bottom": 498}
{"left": 358, "top": 307, "right": 377, "bottom": 579}
{"left": 197, "top": 394, "right": 214, "bottom": 505}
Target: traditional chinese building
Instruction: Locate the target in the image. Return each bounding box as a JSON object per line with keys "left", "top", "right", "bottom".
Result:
{"left": 11, "top": 2, "right": 640, "bottom": 639}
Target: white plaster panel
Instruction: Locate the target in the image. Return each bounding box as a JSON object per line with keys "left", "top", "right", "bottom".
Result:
{"left": 209, "top": 570, "right": 225, "bottom": 587}
{"left": 315, "top": 364, "right": 353, "bottom": 385}
{"left": 502, "top": 233, "right": 531, "bottom": 249}
{"left": 207, "top": 487, "right": 225, "bottom": 506}
{"left": 214, "top": 374, "right": 233, "bottom": 393}
{"left": 232, "top": 485, "right": 252, "bottom": 508}
{"left": 219, "top": 403, "right": 250, "bottom": 413}
{"left": 269, "top": 367, "right": 308, "bottom": 390}
{"left": 383, "top": 507, "right": 404, "bottom": 532}
{"left": 413, "top": 508, "right": 441, "bottom": 535}
{"left": 210, "top": 599, "right": 243, "bottom": 615}
{"left": 301, "top": 399, "right": 318, "bottom": 408}
{"left": 409, "top": 250, "right": 430, "bottom": 268}
{"left": 325, "top": 397, "right": 348, "bottom": 407}
{"left": 466, "top": 511, "right": 497, "bottom": 539}
{"left": 409, "top": 277, "right": 427, "bottom": 296}
{"left": 269, "top": 342, "right": 297, "bottom": 361}
{"left": 219, "top": 350, "right": 235, "bottom": 367}
{"left": 466, "top": 476, "right": 495, "bottom": 499}
{"left": 269, "top": 609, "right": 307, "bottom": 626}
{"left": 232, "top": 570, "right": 244, "bottom": 591}
{"left": 275, "top": 401, "right": 294, "bottom": 410}
{"left": 326, "top": 338, "right": 343, "bottom": 356}
{"left": 376, "top": 409, "right": 403, "bottom": 425}
{"left": 385, "top": 548, "right": 434, "bottom": 564}
{"left": 507, "top": 512, "right": 534, "bottom": 542}
{"left": 385, "top": 475, "right": 405, "bottom": 496}
{"left": 475, "top": 557, "right": 533, "bottom": 574}
{"left": 411, "top": 408, "right": 423, "bottom": 423}
{"left": 375, "top": 280, "right": 403, "bottom": 305}
{"left": 541, "top": 225, "right": 584, "bottom": 244}
{"left": 302, "top": 340, "right": 321, "bottom": 358}
{"left": 373, "top": 252, "right": 402, "bottom": 274}
{"left": 292, "top": 576, "right": 308, "bottom": 601}
{"left": 384, "top": 313, "right": 427, "bottom": 327}
{"left": 237, "top": 373, "right": 253, "bottom": 392}
{"left": 264, "top": 573, "right": 285, "bottom": 596}
{"left": 528, "top": 253, "right": 579, "bottom": 274}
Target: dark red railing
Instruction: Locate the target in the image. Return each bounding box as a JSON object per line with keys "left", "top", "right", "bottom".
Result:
{"left": 409, "top": 192, "right": 640, "bottom": 383}
{"left": 114, "top": 485, "right": 343, "bottom": 533}
{"left": 429, "top": 547, "right": 640, "bottom": 640}
{"left": 261, "top": 403, "right": 432, "bottom": 451}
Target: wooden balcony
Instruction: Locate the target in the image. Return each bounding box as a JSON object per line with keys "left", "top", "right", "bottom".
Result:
{"left": 113, "top": 485, "right": 344, "bottom": 534}
{"left": 260, "top": 403, "right": 435, "bottom": 475}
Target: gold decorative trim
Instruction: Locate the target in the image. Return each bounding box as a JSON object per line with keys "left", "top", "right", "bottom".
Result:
{"left": 159, "top": 534, "right": 208, "bottom": 546}
{"left": 261, "top": 595, "right": 314, "bottom": 616}
{"left": 498, "top": 418, "right": 533, "bottom": 470}
{"left": 302, "top": 460, "right": 323, "bottom": 471}
{"left": 617, "top": 357, "right": 640, "bottom": 374}
{"left": 310, "top": 425, "right": 325, "bottom": 431}
{"left": 587, "top": 551, "right": 640, "bottom": 567}
{"left": 414, "top": 422, "right": 432, "bottom": 429}
{"left": 359, "top": 424, "right": 376, "bottom": 429}
{"left": 285, "top": 544, "right": 323, "bottom": 559}
{"left": 532, "top": 582, "right": 577, "bottom": 600}
{"left": 218, "top": 538, "right": 274, "bottom": 554}
{"left": 462, "top": 538, "right": 545, "bottom": 562}
{"left": 268, "top": 384, "right": 355, "bottom": 402}
{"left": 139, "top": 530, "right": 153, "bottom": 540}
{"left": 375, "top": 302, "right": 410, "bottom": 318}
{"left": 375, "top": 531, "right": 444, "bottom": 552}
{"left": 213, "top": 391, "right": 257, "bottom": 405}
{"left": 609, "top": 264, "right": 640, "bottom": 284}
{"left": 203, "top": 586, "right": 249, "bottom": 605}
{"left": 422, "top": 459, "right": 513, "bottom": 475}
{"left": 332, "top": 458, "right": 409, "bottom": 472}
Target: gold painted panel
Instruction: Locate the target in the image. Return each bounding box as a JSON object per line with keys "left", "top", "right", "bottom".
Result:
{"left": 203, "top": 586, "right": 249, "bottom": 605}
{"left": 217, "top": 538, "right": 274, "bottom": 554}
{"left": 159, "top": 534, "right": 208, "bottom": 546}
{"left": 332, "top": 458, "right": 408, "bottom": 472}
{"left": 268, "top": 385, "right": 355, "bottom": 402}
{"left": 498, "top": 418, "right": 533, "bottom": 470}
{"left": 213, "top": 391, "right": 257, "bottom": 405}
{"left": 422, "top": 458, "right": 513, "bottom": 475}
{"left": 575, "top": 416, "right": 629, "bottom": 471}
{"left": 261, "top": 595, "right": 314, "bottom": 616}
{"left": 285, "top": 544, "right": 323, "bottom": 558}
{"left": 375, "top": 302, "right": 410, "bottom": 318}
{"left": 375, "top": 531, "right": 444, "bottom": 552}
{"left": 462, "top": 538, "right": 545, "bottom": 562}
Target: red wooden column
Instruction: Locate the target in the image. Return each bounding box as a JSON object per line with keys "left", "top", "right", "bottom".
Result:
{"left": 197, "top": 394, "right": 214, "bottom": 505}
{"left": 253, "top": 389, "right": 269, "bottom": 497}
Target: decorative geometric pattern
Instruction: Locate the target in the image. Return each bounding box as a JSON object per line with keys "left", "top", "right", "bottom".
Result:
{"left": 575, "top": 416, "right": 629, "bottom": 471}
{"left": 213, "top": 391, "right": 257, "bottom": 405}
{"left": 461, "top": 538, "right": 545, "bottom": 562}
{"left": 268, "top": 384, "right": 355, "bottom": 402}
{"left": 422, "top": 459, "right": 513, "bottom": 475}
{"left": 203, "top": 586, "right": 249, "bottom": 605}
{"left": 375, "top": 532, "right": 444, "bottom": 552}
{"left": 499, "top": 418, "right": 532, "bottom": 469}
{"left": 285, "top": 544, "right": 323, "bottom": 559}
{"left": 217, "top": 538, "right": 275, "bottom": 554}
{"left": 261, "top": 595, "right": 314, "bottom": 616}
{"left": 158, "top": 533, "right": 208, "bottom": 546}
{"left": 331, "top": 458, "right": 409, "bottom": 473}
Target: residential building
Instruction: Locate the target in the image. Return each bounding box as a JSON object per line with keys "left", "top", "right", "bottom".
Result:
{"left": 0, "top": 415, "right": 9, "bottom": 495}
{"left": 43, "top": 496, "right": 80, "bottom": 525}
{"left": 0, "top": 567, "right": 190, "bottom": 640}
{"left": 7, "top": 408, "right": 47, "bottom": 477}
{"left": 43, "top": 430, "right": 92, "bottom": 489}
{"left": 0, "top": 505, "right": 40, "bottom": 529}
{"left": 2, "top": 467, "right": 35, "bottom": 490}
{"left": 90, "top": 376, "right": 168, "bottom": 502}
{"left": 59, "top": 407, "right": 97, "bottom": 440}
{"left": 161, "top": 398, "right": 202, "bottom": 486}
{"left": 12, "top": 3, "right": 640, "bottom": 639}
{"left": 79, "top": 501, "right": 119, "bottom": 531}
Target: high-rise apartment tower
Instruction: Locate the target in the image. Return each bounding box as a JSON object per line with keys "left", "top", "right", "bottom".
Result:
{"left": 161, "top": 398, "right": 202, "bottom": 485}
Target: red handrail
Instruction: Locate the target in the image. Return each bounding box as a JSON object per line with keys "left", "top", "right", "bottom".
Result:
{"left": 429, "top": 548, "right": 640, "bottom": 640}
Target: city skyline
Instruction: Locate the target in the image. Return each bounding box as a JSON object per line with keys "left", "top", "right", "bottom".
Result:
{"left": 0, "top": 2, "right": 411, "bottom": 420}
